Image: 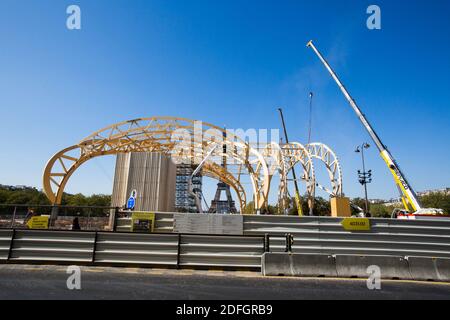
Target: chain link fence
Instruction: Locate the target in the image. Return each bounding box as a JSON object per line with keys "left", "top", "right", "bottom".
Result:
{"left": 0, "top": 204, "right": 116, "bottom": 231}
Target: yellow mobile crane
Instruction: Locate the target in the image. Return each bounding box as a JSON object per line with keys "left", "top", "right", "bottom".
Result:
{"left": 306, "top": 40, "right": 443, "bottom": 218}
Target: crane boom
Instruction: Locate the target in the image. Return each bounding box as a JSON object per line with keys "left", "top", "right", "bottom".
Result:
{"left": 306, "top": 40, "right": 422, "bottom": 212}
{"left": 278, "top": 108, "right": 305, "bottom": 216}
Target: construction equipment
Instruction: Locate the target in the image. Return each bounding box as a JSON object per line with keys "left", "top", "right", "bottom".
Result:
{"left": 278, "top": 108, "right": 305, "bottom": 216}
{"left": 307, "top": 92, "right": 314, "bottom": 145}
{"left": 306, "top": 40, "right": 443, "bottom": 217}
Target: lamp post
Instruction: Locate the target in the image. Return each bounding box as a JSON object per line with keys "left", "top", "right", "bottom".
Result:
{"left": 355, "top": 143, "right": 372, "bottom": 217}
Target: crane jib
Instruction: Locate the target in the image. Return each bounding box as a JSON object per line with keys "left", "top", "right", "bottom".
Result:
{"left": 307, "top": 40, "right": 422, "bottom": 213}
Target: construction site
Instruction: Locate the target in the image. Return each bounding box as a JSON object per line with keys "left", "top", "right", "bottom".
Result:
{"left": 2, "top": 0, "right": 450, "bottom": 305}
{"left": 40, "top": 41, "right": 446, "bottom": 221}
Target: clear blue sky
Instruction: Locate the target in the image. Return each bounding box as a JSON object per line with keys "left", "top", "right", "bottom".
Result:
{"left": 0, "top": 0, "right": 449, "bottom": 203}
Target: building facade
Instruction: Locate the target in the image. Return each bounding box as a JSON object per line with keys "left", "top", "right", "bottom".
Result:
{"left": 111, "top": 153, "right": 177, "bottom": 212}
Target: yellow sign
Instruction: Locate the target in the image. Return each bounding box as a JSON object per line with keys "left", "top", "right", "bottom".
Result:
{"left": 26, "top": 216, "right": 49, "bottom": 229}
{"left": 341, "top": 218, "right": 371, "bottom": 231}
{"left": 131, "top": 212, "right": 155, "bottom": 233}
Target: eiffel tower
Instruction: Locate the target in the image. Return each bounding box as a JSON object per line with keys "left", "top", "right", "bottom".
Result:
{"left": 208, "top": 130, "right": 237, "bottom": 214}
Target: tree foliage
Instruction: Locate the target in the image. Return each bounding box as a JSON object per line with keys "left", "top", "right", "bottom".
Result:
{"left": 0, "top": 186, "right": 111, "bottom": 208}
{"left": 420, "top": 192, "right": 450, "bottom": 214}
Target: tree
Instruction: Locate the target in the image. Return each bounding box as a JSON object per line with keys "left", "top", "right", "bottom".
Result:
{"left": 286, "top": 196, "right": 331, "bottom": 216}
{"left": 242, "top": 201, "right": 255, "bottom": 215}
{"left": 420, "top": 192, "right": 450, "bottom": 214}
{"left": 350, "top": 198, "right": 366, "bottom": 216}
{"left": 370, "top": 204, "right": 392, "bottom": 218}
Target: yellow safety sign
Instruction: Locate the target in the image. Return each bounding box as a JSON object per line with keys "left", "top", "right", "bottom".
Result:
{"left": 131, "top": 212, "right": 155, "bottom": 233}
{"left": 26, "top": 216, "right": 49, "bottom": 229}
{"left": 341, "top": 218, "right": 371, "bottom": 231}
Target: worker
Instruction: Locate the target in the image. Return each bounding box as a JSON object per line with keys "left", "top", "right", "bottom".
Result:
{"left": 72, "top": 217, "right": 81, "bottom": 231}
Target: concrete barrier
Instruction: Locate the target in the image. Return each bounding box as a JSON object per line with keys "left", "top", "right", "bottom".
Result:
{"left": 262, "top": 253, "right": 337, "bottom": 277}
{"left": 407, "top": 257, "right": 440, "bottom": 281}
{"left": 335, "top": 255, "right": 413, "bottom": 280}
{"left": 407, "top": 256, "right": 450, "bottom": 282}
{"left": 436, "top": 258, "right": 450, "bottom": 282}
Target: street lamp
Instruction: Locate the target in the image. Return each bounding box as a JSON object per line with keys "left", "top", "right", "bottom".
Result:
{"left": 355, "top": 143, "right": 372, "bottom": 217}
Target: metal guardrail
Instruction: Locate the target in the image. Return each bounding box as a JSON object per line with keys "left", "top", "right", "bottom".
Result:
{"left": 94, "top": 232, "right": 179, "bottom": 266}
{"left": 180, "top": 235, "right": 263, "bottom": 268}
{"left": 9, "top": 230, "right": 96, "bottom": 263}
{"left": 243, "top": 216, "right": 450, "bottom": 258}
{"left": 3, "top": 210, "right": 450, "bottom": 269}
{"left": 110, "top": 214, "right": 450, "bottom": 259}
{"left": 0, "top": 229, "right": 13, "bottom": 261}
{"left": 1, "top": 229, "right": 264, "bottom": 270}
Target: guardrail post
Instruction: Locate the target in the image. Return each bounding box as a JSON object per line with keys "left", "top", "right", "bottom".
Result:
{"left": 176, "top": 234, "right": 181, "bottom": 269}
{"left": 264, "top": 234, "right": 270, "bottom": 253}
{"left": 10, "top": 206, "right": 17, "bottom": 229}
{"left": 285, "top": 233, "right": 294, "bottom": 253}
{"left": 112, "top": 207, "right": 120, "bottom": 232}
{"left": 91, "top": 231, "right": 99, "bottom": 264}
{"left": 7, "top": 229, "right": 16, "bottom": 262}
{"left": 86, "top": 209, "right": 92, "bottom": 231}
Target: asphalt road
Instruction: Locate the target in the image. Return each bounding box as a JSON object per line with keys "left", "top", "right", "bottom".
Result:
{"left": 0, "top": 264, "right": 449, "bottom": 300}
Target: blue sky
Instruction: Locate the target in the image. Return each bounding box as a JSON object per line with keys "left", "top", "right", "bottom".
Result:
{"left": 0, "top": 0, "right": 449, "bottom": 204}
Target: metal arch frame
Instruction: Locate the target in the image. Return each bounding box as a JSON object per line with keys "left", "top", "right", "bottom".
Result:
{"left": 281, "top": 142, "right": 316, "bottom": 212}
{"left": 259, "top": 143, "right": 289, "bottom": 214}
{"left": 43, "top": 117, "right": 269, "bottom": 212}
{"left": 306, "top": 143, "right": 344, "bottom": 197}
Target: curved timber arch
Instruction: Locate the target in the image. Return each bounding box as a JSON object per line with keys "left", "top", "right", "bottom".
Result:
{"left": 259, "top": 143, "right": 289, "bottom": 214}
{"left": 202, "top": 162, "right": 247, "bottom": 211}
{"left": 43, "top": 117, "right": 270, "bottom": 212}
{"left": 281, "top": 142, "right": 316, "bottom": 213}
{"left": 306, "top": 143, "right": 343, "bottom": 197}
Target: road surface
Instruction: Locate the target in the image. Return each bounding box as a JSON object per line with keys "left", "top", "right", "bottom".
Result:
{"left": 0, "top": 264, "right": 449, "bottom": 300}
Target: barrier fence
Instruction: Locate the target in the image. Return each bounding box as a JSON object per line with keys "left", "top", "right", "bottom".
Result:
{"left": 243, "top": 215, "right": 450, "bottom": 258}
{"left": 1, "top": 205, "right": 450, "bottom": 274}
{"left": 0, "top": 204, "right": 115, "bottom": 231}
{"left": 0, "top": 228, "right": 264, "bottom": 269}
{"left": 115, "top": 213, "right": 450, "bottom": 259}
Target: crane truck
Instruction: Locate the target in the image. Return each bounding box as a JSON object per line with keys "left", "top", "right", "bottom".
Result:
{"left": 306, "top": 40, "right": 444, "bottom": 220}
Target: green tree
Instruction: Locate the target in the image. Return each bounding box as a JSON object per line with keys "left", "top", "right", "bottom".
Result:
{"left": 0, "top": 189, "right": 9, "bottom": 204}
{"left": 242, "top": 201, "right": 255, "bottom": 215}
{"left": 87, "top": 194, "right": 111, "bottom": 207}
{"left": 369, "top": 204, "right": 392, "bottom": 218}
{"left": 420, "top": 192, "right": 450, "bottom": 214}
{"left": 286, "top": 196, "right": 331, "bottom": 216}
{"left": 6, "top": 190, "right": 33, "bottom": 205}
